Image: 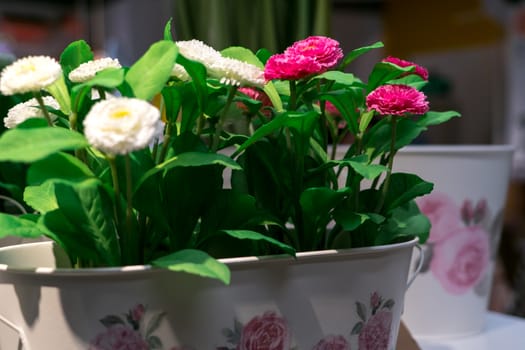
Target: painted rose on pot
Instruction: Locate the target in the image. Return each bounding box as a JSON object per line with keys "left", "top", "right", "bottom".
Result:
{"left": 237, "top": 311, "right": 291, "bottom": 350}
{"left": 416, "top": 192, "right": 461, "bottom": 243}
{"left": 89, "top": 304, "right": 172, "bottom": 350}
{"left": 431, "top": 226, "right": 490, "bottom": 294}
{"left": 312, "top": 334, "right": 350, "bottom": 350}
{"left": 89, "top": 324, "right": 149, "bottom": 350}
{"left": 351, "top": 292, "right": 395, "bottom": 350}
{"left": 416, "top": 192, "right": 498, "bottom": 296}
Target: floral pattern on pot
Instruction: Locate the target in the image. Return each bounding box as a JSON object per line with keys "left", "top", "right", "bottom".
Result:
{"left": 218, "top": 293, "right": 394, "bottom": 350}
{"left": 416, "top": 192, "right": 503, "bottom": 296}
{"left": 219, "top": 311, "right": 292, "bottom": 350}
{"left": 89, "top": 304, "right": 171, "bottom": 350}
{"left": 351, "top": 292, "right": 394, "bottom": 350}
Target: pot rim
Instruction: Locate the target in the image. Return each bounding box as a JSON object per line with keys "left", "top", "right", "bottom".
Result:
{"left": 398, "top": 144, "right": 514, "bottom": 155}
{"left": 0, "top": 238, "right": 418, "bottom": 277}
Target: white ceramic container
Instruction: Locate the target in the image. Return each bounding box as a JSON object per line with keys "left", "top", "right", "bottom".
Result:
{"left": 395, "top": 145, "right": 514, "bottom": 339}
{"left": 0, "top": 238, "right": 420, "bottom": 349}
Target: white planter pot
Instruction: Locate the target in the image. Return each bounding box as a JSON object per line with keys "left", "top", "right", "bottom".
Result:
{"left": 0, "top": 239, "right": 420, "bottom": 350}
{"left": 394, "top": 145, "right": 514, "bottom": 339}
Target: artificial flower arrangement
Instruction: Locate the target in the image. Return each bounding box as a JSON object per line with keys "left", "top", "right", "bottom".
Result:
{"left": 0, "top": 20, "right": 459, "bottom": 283}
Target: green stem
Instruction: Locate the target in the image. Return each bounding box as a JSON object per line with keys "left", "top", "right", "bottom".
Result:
{"left": 107, "top": 155, "right": 126, "bottom": 264}
{"left": 375, "top": 115, "right": 398, "bottom": 213}
{"left": 289, "top": 80, "right": 297, "bottom": 110}
{"left": 157, "top": 122, "right": 172, "bottom": 164}
{"left": 125, "top": 154, "right": 139, "bottom": 263}
{"left": 96, "top": 87, "right": 106, "bottom": 100}
{"left": 211, "top": 85, "right": 238, "bottom": 152}
{"left": 33, "top": 92, "right": 54, "bottom": 126}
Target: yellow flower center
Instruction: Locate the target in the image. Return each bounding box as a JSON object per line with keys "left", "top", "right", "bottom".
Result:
{"left": 111, "top": 108, "right": 131, "bottom": 119}
{"left": 21, "top": 63, "right": 36, "bottom": 73}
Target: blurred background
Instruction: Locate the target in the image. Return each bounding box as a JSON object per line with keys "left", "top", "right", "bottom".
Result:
{"left": 0, "top": 0, "right": 524, "bottom": 317}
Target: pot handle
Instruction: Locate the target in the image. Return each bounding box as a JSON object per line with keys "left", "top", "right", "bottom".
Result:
{"left": 406, "top": 244, "right": 424, "bottom": 290}
{"left": 0, "top": 313, "right": 30, "bottom": 350}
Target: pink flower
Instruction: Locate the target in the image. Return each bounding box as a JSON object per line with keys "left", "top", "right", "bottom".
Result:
{"left": 312, "top": 335, "right": 350, "bottom": 350}
{"left": 382, "top": 56, "right": 429, "bottom": 80}
{"left": 237, "top": 311, "right": 290, "bottom": 350}
{"left": 89, "top": 324, "right": 149, "bottom": 350}
{"left": 264, "top": 53, "right": 322, "bottom": 81}
{"left": 322, "top": 101, "right": 341, "bottom": 117}
{"left": 285, "top": 36, "right": 343, "bottom": 70}
{"left": 431, "top": 226, "right": 490, "bottom": 295}
{"left": 416, "top": 192, "right": 462, "bottom": 243}
{"left": 237, "top": 87, "right": 272, "bottom": 116}
{"left": 264, "top": 36, "right": 343, "bottom": 81}
{"left": 366, "top": 84, "right": 429, "bottom": 116}
{"left": 358, "top": 311, "right": 392, "bottom": 350}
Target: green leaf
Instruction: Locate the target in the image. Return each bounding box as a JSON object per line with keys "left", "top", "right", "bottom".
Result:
{"left": 233, "top": 113, "right": 286, "bottom": 157}
{"left": 152, "top": 249, "right": 231, "bottom": 285}
{"left": 341, "top": 41, "right": 383, "bottom": 68}
{"left": 300, "top": 187, "right": 347, "bottom": 249}
{"left": 221, "top": 46, "right": 264, "bottom": 68}
{"left": 0, "top": 213, "right": 45, "bottom": 239}
{"left": 163, "top": 18, "right": 173, "bottom": 41}
{"left": 60, "top": 39, "right": 94, "bottom": 77}
{"left": 135, "top": 152, "right": 240, "bottom": 193}
{"left": 24, "top": 181, "right": 59, "bottom": 213}
{"left": 347, "top": 155, "right": 387, "bottom": 180}
{"left": 319, "top": 90, "right": 361, "bottom": 135}
{"left": 84, "top": 68, "right": 125, "bottom": 89}
{"left": 375, "top": 201, "right": 431, "bottom": 245}
{"left": 125, "top": 40, "right": 178, "bottom": 100}
{"left": 333, "top": 211, "right": 371, "bottom": 232}
{"left": 0, "top": 127, "right": 88, "bottom": 163}
{"left": 145, "top": 311, "right": 166, "bottom": 338}
{"left": 359, "top": 110, "right": 374, "bottom": 134}
{"left": 382, "top": 173, "right": 434, "bottom": 212}
{"left": 263, "top": 82, "right": 283, "bottom": 112}
{"left": 367, "top": 62, "right": 415, "bottom": 92}
{"left": 314, "top": 71, "right": 362, "bottom": 87}
{"left": 221, "top": 230, "right": 295, "bottom": 256}
{"left": 417, "top": 110, "right": 461, "bottom": 127}
{"left": 175, "top": 55, "right": 208, "bottom": 132}
{"left": 27, "top": 152, "right": 94, "bottom": 186}
{"left": 356, "top": 301, "right": 367, "bottom": 322}
{"left": 51, "top": 179, "right": 120, "bottom": 266}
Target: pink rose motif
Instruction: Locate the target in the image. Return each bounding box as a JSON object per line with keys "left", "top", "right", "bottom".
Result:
{"left": 431, "top": 226, "right": 490, "bottom": 295}
{"left": 312, "top": 335, "right": 350, "bottom": 350}
{"left": 238, "top": 311, "right": 290, "bottom": 350}
{"left": 131, "top": 304, "right": 145, "bottom": 323}
{"left": 370, "top": 292, "right": 381, "bottom": 310}
{"left": 416, "top": 192, "right": 462, "bottom": 243}
{"left": 89, "top": 324, "right": 149, "bottom": 350}
{"left": 366, "top": 84, "right": 429, "bottom": 116}
{"left": 358, "top": 311, "right": 392, "bottom": 350}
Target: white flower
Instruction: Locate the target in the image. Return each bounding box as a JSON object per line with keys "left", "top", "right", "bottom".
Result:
{"left": 209, "top": 57, "right": 265, "bottom": 87}
{"left": 83, "top": 97, "right": 163, "bottom": 155}
{"left": 4, "top": 96, "right": 60, "bottom": 128}
{"left": 170, "top": 63, "right": 191, "bottom": 81}
{"left": 68, "top": 57, "right": 121, "bottom": 83}
{"left": 0, "top": 56, "right": 62, "bottom": 95}
{"left": 175, "top": 39, "right": 222, "bottom": 69}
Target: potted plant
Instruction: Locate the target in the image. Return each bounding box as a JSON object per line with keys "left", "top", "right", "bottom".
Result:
{"left": 0, "top": 20, "right": 459, "bottom": 349}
